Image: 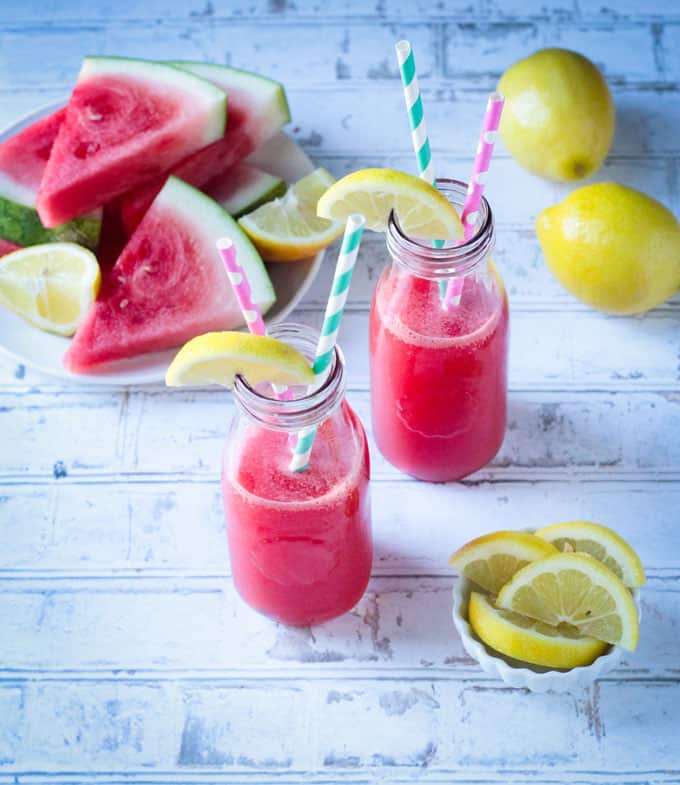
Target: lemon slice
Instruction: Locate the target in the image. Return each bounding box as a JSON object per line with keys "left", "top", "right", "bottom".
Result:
{"left": 449, "top": 530, "right": 559, "bottom": 596}
{"left": 535, "top": 520, "right": 646, "bottom": 589}
{"left": 165, "top": 331, "right": 315, "bottom": 388}
{"left": 469, "top": 591, "right": 609, "bottom": 669}
{"left": 238, "top": 168, "right": 343, "bottom": 262}
{"left": 496, "top": 552, "right": 639, "bottom": 650}
{"left": 316, "top": 168, "right": 464, "bottom": 238}
{"left": 0, "top": 242, "right": 100, "bottom": 336}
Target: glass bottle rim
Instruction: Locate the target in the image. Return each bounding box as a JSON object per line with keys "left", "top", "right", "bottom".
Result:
{"left": 386, "top": 178, "right": 495, "bottom": 280}
{"left": 232, "top": 322, "right": 347, "bottom": 432}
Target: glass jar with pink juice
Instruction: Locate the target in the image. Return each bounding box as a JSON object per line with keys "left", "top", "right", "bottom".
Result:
{"left": 369, "top": 179, "right": 508, "bottom": 482}
{"left": 222, "top": 323, "right": 372, "bottom": 627}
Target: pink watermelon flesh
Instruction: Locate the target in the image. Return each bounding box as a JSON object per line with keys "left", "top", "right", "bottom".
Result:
{"left": 0, "top": 109, "right": 65, "bottom": 191}
{"left": 120, "top": 64, "right": 290, "bottom": 235}
{"left": 64, "top": 177, "right": 273, "bottom": 373}
{"left": 96, "top": 201, "right": 128, "bottom": 273}
{"left": 121, "top": 103, "right": 252, "bottom": 234}
{"left": 37, "top": 59, "right": 226, "bottom": 228}
{"left": 0, "top": 238, "right": 22, "bottom": 257}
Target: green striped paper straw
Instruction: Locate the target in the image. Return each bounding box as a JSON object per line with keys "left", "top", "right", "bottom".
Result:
{"left": 395, "top": 39, "right": 447, "bottom": 297}
{"left": 289, "top": 214, "right": 366, "bottom": 473}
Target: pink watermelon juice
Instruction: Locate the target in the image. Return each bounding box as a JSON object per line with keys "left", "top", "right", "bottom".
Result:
{"left": 369, "top": 180, "right": 508, "bottom": 482}
{"left": 222, "top": 325, "right": 372, "bottom": 627}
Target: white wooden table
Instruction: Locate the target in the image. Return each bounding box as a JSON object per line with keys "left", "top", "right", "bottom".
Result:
{"left": 1, "top": 1, "right": 679, "bottom": 782}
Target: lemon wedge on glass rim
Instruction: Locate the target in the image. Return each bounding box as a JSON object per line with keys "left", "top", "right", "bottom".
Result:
{"left": 317, "top": 168, "right": 464, "bottom": 238}
{"left": 0, "top": 242, "right": 100, "bottom": 336}
{"left": 165, "top": 331, "right": 315, "bottom": 388}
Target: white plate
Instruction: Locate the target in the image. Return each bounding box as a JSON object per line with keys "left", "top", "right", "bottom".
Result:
{"left": 0, "top": 103, "right": 324, "bottom": 385}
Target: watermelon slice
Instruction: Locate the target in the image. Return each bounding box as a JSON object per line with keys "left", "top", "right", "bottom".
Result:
{"left": 63, "top": 177, "right": 275, "bottom": 373}
{"left": 204, "top": 163, "right": 286, "bottom": 218}
{"left": 37, "top": 57, "right": 227, "bottom": 228}
{"left": 120, "top": 62, "right": 290, "bottom": 234}
{"left": 0, "top": 238, "right": 21, "bottom": 257}
{"left": 0, "top": 109, "right": 101, "bottom": 248}
{"left": 96, "top": 201, "right": 129, "bottom": 272}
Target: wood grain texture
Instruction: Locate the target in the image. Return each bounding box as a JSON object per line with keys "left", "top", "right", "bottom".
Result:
{"left": 0, "top": 0, "right": 679, "bottom": 782}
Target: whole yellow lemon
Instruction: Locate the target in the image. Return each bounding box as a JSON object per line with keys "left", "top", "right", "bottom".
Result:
{"left": 536, "top": 183, "right": 680, "bottom": 314}
{"left": 498, "top": 48, "right": 615, "bottom": 182}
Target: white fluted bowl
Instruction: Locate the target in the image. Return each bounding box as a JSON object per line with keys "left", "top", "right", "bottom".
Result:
{"left": 453, "top": 576, "right": 641, "bottom": 693}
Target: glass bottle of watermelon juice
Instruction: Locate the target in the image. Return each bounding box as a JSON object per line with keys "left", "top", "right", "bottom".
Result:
{"left": 222, "top": 324, "right": 372, "bottom": 627}
{"left": 369, "top": 179, "right": 508, "bottom": 482}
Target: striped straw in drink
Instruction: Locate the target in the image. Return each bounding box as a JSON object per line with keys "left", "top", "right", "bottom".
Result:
{"left": 395, "top": 40, "right": 447, "bottom": 297}
{"left": 443, "top": 92, "right": 504, "bottom": 310}
{"left": 289, "top": 214, "right": 366, "bottom": 473}
{"left": 216, "top": 237, "right": 290, "bottom": 399}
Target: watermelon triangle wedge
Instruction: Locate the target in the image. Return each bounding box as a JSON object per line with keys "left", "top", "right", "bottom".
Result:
{"left": 37, "top": 57, "right": 227, "bottom": 228}
{"left": 0, "top": 109, "right": 101, "bottom": 249}
{"left": 120, "top": 62, "right": 290, "bottom": 234}
{"left": 64, "top": 177, "right": 275, "bottom": 374}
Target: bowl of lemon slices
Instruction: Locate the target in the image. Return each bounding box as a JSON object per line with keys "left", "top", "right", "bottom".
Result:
{"left": 450, "top": 521, "right": 644, "bottom": 693}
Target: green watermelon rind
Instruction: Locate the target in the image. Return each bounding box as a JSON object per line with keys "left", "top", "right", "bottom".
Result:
{"left": 159, "top": 176, "right": 276, "bottom": 314}
{"left": 215, "top": 166, "right": 287, "bottom": 219}
{"left": 167, "top": 60, "right": 291, "bottom": 131}
{"left": 80, "top": 56, "right": 228, "bottom": 144}
{"left": 0, "top": 194, "right": 101, "bottom": 249}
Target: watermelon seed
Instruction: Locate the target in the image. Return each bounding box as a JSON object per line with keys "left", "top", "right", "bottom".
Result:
{"left": 120, "top": 299, "right": 129, "bottom": 309}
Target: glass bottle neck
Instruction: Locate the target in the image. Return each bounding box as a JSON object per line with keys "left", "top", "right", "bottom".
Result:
{"left": 386, "top": 178, "right": 495, "bottom": 280}
{"left": 232, "top": 323, "right": 347, "bottom": 432}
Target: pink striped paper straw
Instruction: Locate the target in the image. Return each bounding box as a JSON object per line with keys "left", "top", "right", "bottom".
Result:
{"left": 216, "top": 237, "right": 267, "bottom": 336}
{"left": 216, "top": 237, "right": 291, "bottom": 400}
{"left": 443, "top": 92, "right": 504, "bottom": 310}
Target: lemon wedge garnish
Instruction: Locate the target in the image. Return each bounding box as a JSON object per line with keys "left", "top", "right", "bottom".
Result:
{"left": 165, "top": 331, "right": 315, "bottom": 388}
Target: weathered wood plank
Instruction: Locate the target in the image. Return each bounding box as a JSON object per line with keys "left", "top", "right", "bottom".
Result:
{"left": 0, "top": 392, "right": 126, "bottom": 477}
{"left": 0, "top": 676, "right": 678, "bottom": 773}
{"left": 0, "top": 480, "right": 676, "bottom": 574}
{"left": 0, "top": 20, "right": 675, "bottom": 92}
{"left": 0, "top": 0, "right": 678, "bottom": 23}
{"left": 0, "top": 22, "right": 439, "bottom": 90}
{"left": 441, "top": 21, "right": 663, "bottom": 84}
{"left": 2, "top": 390, "right": 679, "bottom": 480}
{"left": 0, "top": 574, "right": 674, "bottom": 675}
